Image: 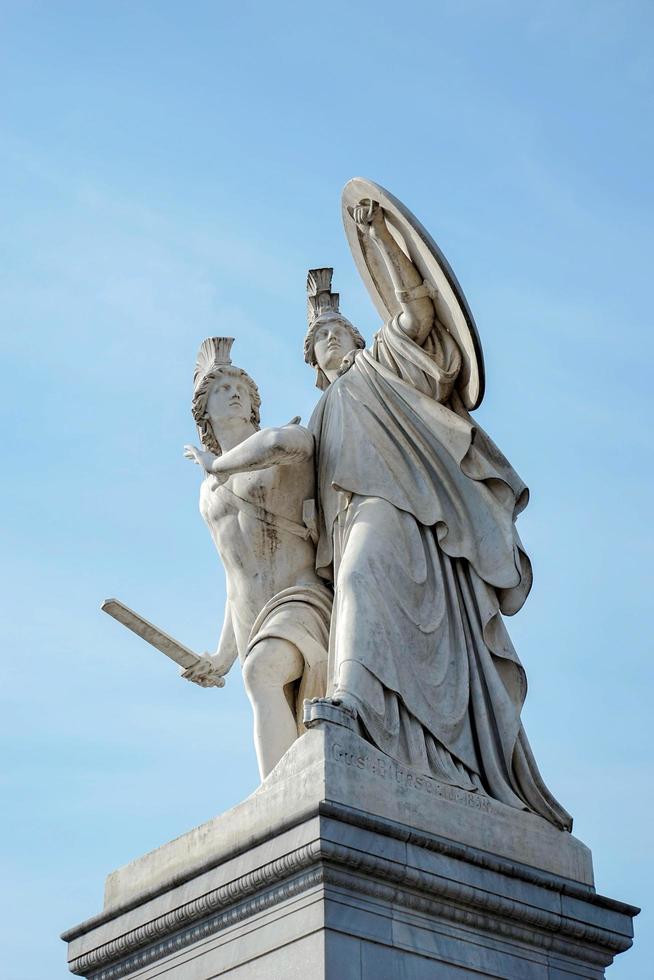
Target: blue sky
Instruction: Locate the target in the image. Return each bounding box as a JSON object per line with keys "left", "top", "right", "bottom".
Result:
{"left": 1, "top": 1, "right": 652, "bottom": 976}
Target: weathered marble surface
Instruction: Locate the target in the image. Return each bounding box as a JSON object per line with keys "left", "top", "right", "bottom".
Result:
{"left": 103, "top": 710, "right": 592, "bottom": 913}
{"left": 183, "top": 337, "right": 330, "bottom": 778}
{"left": 62, "top": 716, "right": 637, "bottom": 980}
{"left": 303, "top": 183, "right": 571, "bottom": 831}
{"left": 105, "top": 181, "right": 574, "bottom": 827}
{"left": 70, "top": 179, "right": 639, "bottom": 977}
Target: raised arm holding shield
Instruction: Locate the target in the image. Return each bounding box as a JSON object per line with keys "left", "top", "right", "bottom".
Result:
{"left": 304, "top": 178, "right": 571, "bottom": 832}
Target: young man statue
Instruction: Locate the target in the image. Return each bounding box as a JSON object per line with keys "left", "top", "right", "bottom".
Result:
{"left": 183, "top": 337, "right": 331, "bottom": 779}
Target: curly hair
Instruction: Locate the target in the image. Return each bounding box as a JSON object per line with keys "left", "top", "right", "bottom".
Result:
{"left": 303, "top": 312, "right": 366, "bottom": 390}
{"left": 192, "top": 365, "right": 261, "bottom": 455}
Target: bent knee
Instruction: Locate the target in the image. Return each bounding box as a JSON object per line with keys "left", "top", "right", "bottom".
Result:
{"left": 243, "top": 638, "right": 303, "bottom": 694}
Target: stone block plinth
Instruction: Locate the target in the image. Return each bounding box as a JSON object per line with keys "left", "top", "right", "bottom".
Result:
{"left": 62, "top": 709, "right": 637, "bottom": 978}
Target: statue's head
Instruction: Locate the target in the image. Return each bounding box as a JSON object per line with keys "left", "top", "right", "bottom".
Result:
{"left": 304, "top": 269, "right": 365, "bottom": 390}
{"left": 192, "top": 337, "right": 261, "bottom": 455}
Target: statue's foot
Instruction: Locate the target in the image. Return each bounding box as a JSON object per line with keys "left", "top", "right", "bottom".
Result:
{"left": 304, "top": 694, "right": 359, "bottom": 731}
{"left": 307, "top": 694, "right": 358, "bottom": 719}
{"left": 327, "top": 691, "right": 359, "bottom": 719}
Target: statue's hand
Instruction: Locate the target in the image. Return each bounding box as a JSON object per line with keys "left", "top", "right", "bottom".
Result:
{"left": 181, "top": 654, "right": 226, "bottom": 689}
{"left": 349, "top": 198, "right": 386, "bottom": 236}
{"left": 184, "top": 444, "right": 217, "bottom": 473}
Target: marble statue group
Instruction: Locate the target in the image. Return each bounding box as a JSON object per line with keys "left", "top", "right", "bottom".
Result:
{"left": 71, "top": 175, "right": 643, "bottom": 980}
{"left": 175, "top": 179, "right": 572, "bottom": 832}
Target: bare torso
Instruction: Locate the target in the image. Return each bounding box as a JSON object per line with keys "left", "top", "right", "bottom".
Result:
{"left": 199, "top": 455, "right": 322, "bottom": 654}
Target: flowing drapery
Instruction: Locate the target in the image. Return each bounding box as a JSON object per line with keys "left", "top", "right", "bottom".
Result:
{"left": 309, "top": 315, "right": 571, "bottom": 830}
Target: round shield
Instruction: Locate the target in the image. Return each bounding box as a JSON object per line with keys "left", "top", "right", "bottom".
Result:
{"left": 342, "top": 177, "right": 485, "bottom": 410}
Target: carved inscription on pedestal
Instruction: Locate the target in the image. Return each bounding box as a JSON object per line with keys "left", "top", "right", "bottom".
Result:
{"left": 331, "top": 740, "right": 493, "bottom": 812}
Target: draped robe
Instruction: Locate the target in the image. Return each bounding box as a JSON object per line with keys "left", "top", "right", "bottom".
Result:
{"left": 309, "top": 314, "right": 572, "bottom": 831}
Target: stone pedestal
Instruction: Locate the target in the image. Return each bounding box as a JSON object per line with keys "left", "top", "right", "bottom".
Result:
{"left": 62, "top": 707, "right": 637, "bottom": 978}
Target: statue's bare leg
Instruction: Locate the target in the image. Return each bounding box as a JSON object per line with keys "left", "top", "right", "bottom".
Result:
{"left": 242, "top": 637, "right": 304, "bottom": 779}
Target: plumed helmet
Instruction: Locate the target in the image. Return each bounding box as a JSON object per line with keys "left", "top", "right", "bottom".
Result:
{"left": 303, "top": 268, "right": 365, "bottom": 390}
{"left": 191, "top": 337, "right": 261, "bottom": 455}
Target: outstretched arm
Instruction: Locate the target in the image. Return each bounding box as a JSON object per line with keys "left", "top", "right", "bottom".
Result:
{"left": 350, "top": 199, "right": 435, "bottom": 346}
{"left": 212, "top": 424, "right": 313, "bottom": 478}
{"left": 184, "top": 423, "right": 314, "bottom": 479}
